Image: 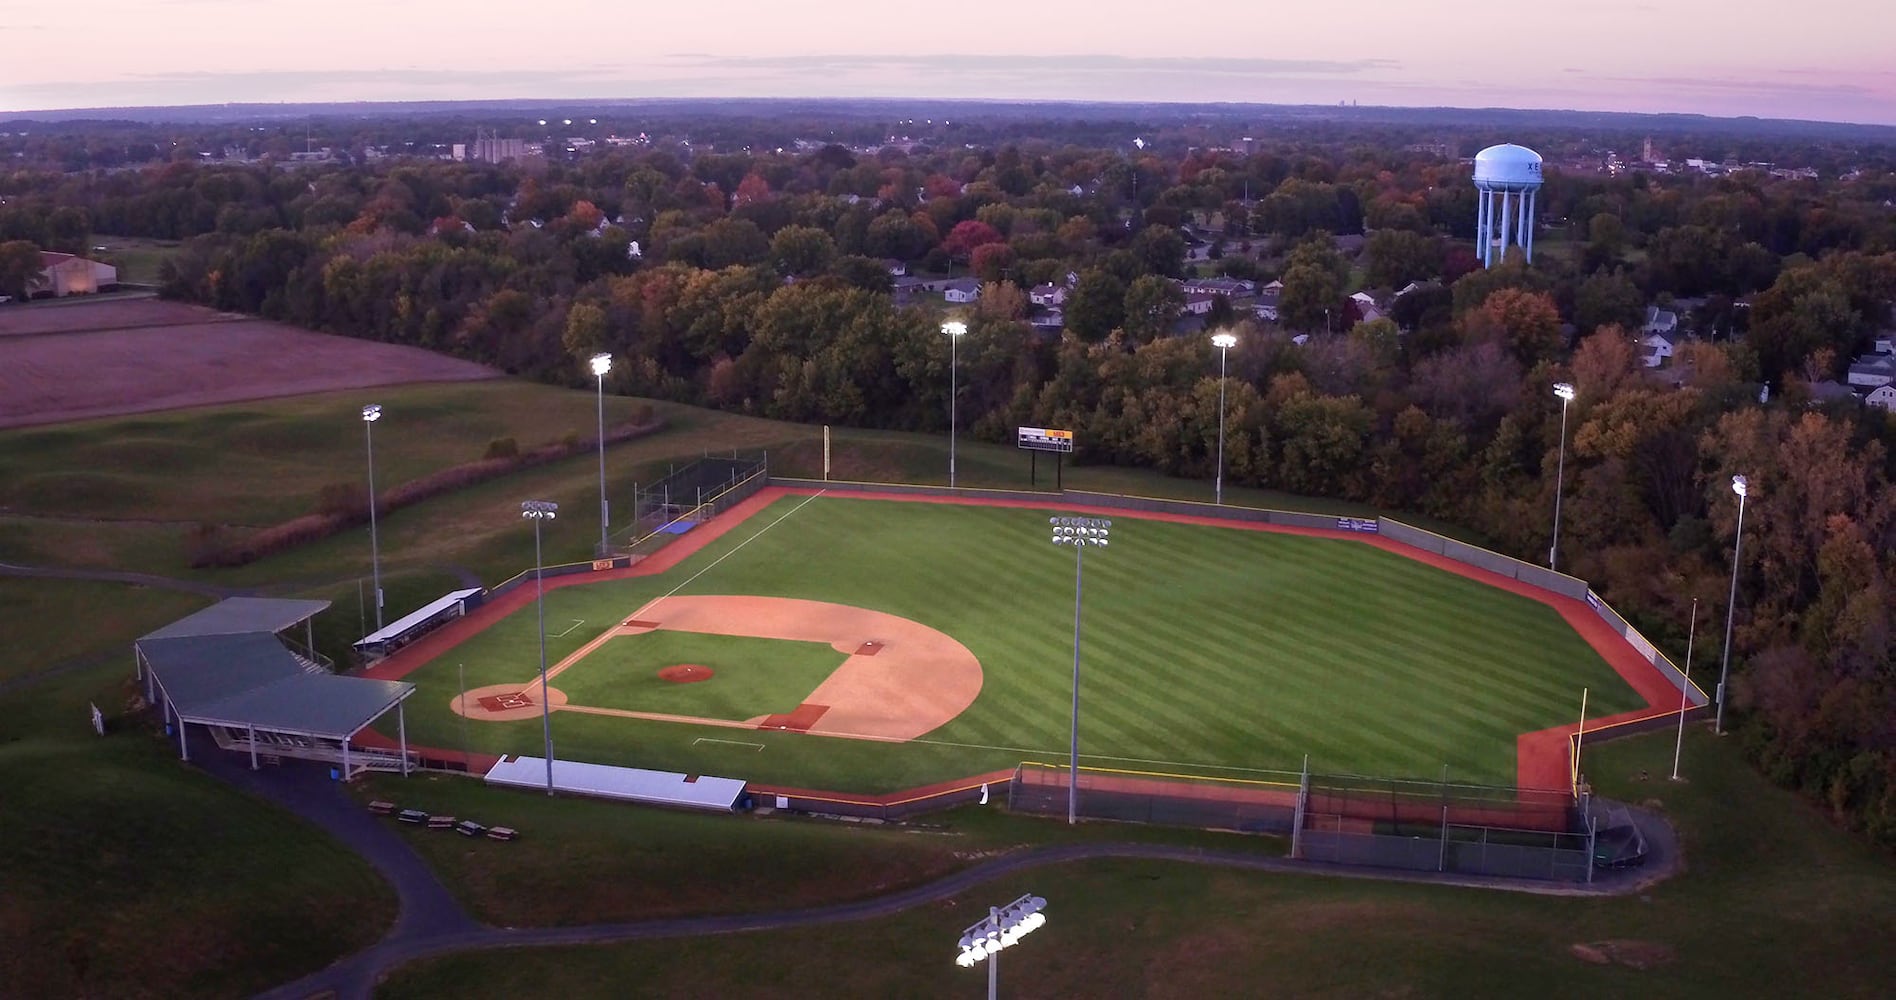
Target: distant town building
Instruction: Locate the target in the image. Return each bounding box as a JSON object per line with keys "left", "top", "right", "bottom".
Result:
{"left": 469, "top": 137, "right": 526, "bottom": 164}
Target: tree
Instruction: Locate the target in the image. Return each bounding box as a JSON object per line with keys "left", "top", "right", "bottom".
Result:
{"left": 1064, "top": 269, "right": 1127, "bottom": 341}
{"left": 1122, "top": 275, "right": 1184, "bottom": 342}
{"left": 1129, "top": 225, "right": 1187, "bottom": 278}
{"left": 1573, "top": 269, "right": 1645, "bottom": 337}
{"left": 941, "top": 219, "right": 1005, "bottom": 261}
{"left": 970, "top": 242, "right": 1016, "bottom": 283}
{"left": 1279, "top": 262, "right": 1343, "bottom": 332}
{"left": 1461, "top": 287, "right": 1563, "bottom": 366}
{"left": 1363, "top": 229, "right": 1443, "bottom": 290}
{"left": 830, "top": 255, "right": 893, "bottom": 293}
{"left": 0, "top": 240, "right": 42, "bottom": 299}
{"left": 562, "top": 302, "right": 608, "bottom": 365}
{"left": 769, "top": 225, "right": 836, "bottom": 277}
{"left": 698, "top": 217, "right": 770, "bottom": 269}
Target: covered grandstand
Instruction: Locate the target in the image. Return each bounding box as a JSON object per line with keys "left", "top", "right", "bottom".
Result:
{"left": 135, "top": 598, "right": 417, "bottom": 778}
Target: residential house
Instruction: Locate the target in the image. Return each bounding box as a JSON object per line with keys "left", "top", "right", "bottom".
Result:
{"left": 881, "top": 259, "right": 907, "bottom": 277}
{"left": 1847, "top": 353, "right": 1896, "bottom": 389}
{"left": 1873, "top": 333, "right": 1894, "bottom": 355}
{"left": 1867, "top": 384, "right": 1896, "bottom": 412}
{"left": 1642, "top": 305, "right": 1679, "bottom": 337}
{"left": 942, "top": 278, "right": 983, "bottom": 304}
{"left": 891, "top": 276, "right": 928, "bottom": 304}
{"left": 33, "top": 252, "right": 116, "bottom": 297}
{"left": 1029, "top": 283, "right": 1068, "bottom": 307}
{"left": 1182, "top": 276, "right": 1254, "bottom": 297}
{"left": 1349, "top": 291, "right": 1384, "bottom": 324}
{"left": 1252, "top": 290, "right": 1282, "bottom": 323}
{"left": 1031, "top": 308, "right": 1065, "bottom": 333}
{"left": 1182, "top": 292, "right": 1218, "bottom": 316}
{"left": 1640, "top": 330, "right": 1681, "bottom": 368}
{"left": 1394, "top": 280, "right": 1438, "bottom": 300}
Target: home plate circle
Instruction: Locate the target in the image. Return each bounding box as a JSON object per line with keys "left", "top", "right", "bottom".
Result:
{"left": 658, "top": 663, "right": 715, "bottom": 684}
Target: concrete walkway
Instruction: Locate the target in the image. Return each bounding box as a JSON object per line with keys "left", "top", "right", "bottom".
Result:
{"left": 245, "top": 784, "right": 1679, "bottom": 1000}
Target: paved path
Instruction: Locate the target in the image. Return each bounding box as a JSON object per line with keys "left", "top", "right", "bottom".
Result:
{"left": 249, "top": 790, "right": 1678, "bottom": 1000}
{"left": 0, "top": 558, "right": 250, "bottom": 598}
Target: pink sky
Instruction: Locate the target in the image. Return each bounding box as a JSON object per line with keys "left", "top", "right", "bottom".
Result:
{"left": 3, "top": 0, "right": 1893, "bottom": 125}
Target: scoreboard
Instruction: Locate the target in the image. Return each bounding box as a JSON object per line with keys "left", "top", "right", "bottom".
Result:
{"left": 1016, "top": 426, "right": 1074, "bottom": 453}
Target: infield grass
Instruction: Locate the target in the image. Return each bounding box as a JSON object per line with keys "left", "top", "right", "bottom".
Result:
{"left": 556, "top": 631, "right": 848, "bottom": 720}
{"left": 388, "top": 494, "right": 1643, "bottom": 791}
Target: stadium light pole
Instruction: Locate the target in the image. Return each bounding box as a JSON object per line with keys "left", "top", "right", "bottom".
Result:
{"left": 1211, "top": 332, "right": 1238, "bottom": 505}
{"left": 1550, "top": 382, "right": 1576, "bottom": 572}
{"left": 590, "top": 352, "right": 613, "bottom": 558}
{"left": 955, "top": 893, "right": 1048, "bottom": 1000}
{"left": 522, "top": 500, "right": 560, "bottom": 793}
{"left": 1715, "top": 475, "right": 1750, "bottom": 735}
{"left": 1050, "top": 516, "right": 1109, "bottom": 824}
{"left": 942, "top": 321, "right": 967, "bottom": 488}
{"left": 361, "top": 403, "right": 384, "bottom": 632}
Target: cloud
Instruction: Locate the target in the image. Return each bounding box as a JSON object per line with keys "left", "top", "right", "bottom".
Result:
{"left": 659, "top": 53, "right": 1402, "bottom": 78}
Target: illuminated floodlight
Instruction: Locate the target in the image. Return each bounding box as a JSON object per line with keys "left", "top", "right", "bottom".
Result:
{"left": 1211, "top": 332, "right": 1238, "bottom": 349}
{"left": 1731, "top": 474, "right": 1748, "bottom": 498}
{"left": 361, "top": 403, "right": 381, "bottom": 422}
{"left": 1553, "top": 381, "right": 1576, "bottom": 401}
{"left": 521, "top": 499, "right": 559, "bottom": 520}
{"left": 589, "top": 352, "right": 613, "bottom": 377}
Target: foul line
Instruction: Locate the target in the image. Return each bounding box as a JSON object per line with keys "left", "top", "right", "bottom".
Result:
{"left": 694, "top": 738, "right": 766, "bottom": 751}
{"left": 550, "top": 618, "right": 586, "bottom": 638}
{"left": 659, "top": 489, "right": 827, "bottom": 600}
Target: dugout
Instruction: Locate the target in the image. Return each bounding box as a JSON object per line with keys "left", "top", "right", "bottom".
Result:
{"left": 134, "top": 598, "right": 417, "bottom": 778}
{"left": 353, "top": 587, "right": 484, "bottom": 663}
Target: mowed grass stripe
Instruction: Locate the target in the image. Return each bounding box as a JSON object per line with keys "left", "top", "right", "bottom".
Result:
{"left": 392, "top": 496, "right": 1647, "bottom": 791}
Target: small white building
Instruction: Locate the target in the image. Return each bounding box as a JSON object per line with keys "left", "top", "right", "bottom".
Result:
{"left": 1867, "top": 384, "right": 1896, "bottom": 412}
{"left": 33, "top": 252, "right": 117, "bottom": 297}
{"left": 1183, "top": 292, "right": 1217, "bottom": 316}
{"left": 1642, "top": 305, "right": 1679, "bottom": 337}
{"left": 1641, "top": 331, "right": 1680, "bottom": 368}
{"left": 942, "top": 278, "right": 982, "bottom": 304}
{"left": 1848, "top": 354, "right": 1896, "bottom": 389}
{"left": 1029, "top": 283, "right": 1067, "bottom": 307}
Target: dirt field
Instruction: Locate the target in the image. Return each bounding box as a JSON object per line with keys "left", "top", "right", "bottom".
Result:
{"left": 0, "top": 298, "right": 496, "bottom": 427}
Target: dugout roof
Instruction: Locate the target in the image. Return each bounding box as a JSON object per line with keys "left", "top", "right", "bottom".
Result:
{"left": 140, "top": 597, "right": 332, "bottom": 640}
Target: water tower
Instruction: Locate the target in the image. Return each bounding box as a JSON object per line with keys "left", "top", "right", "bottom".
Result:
{"left": 1472, "top": 143, "right": 1543, "bottom": 267}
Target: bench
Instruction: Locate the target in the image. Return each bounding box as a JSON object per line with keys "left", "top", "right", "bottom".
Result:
{"left": 368, "top": 800, "right": 395, "bottom": 815}
{"left": 396, "top": 809, "right": 428, "bottom": 824}
{"left": 426, "top": 815, "right": 456, "bottom": 830}
{"left": 455, "top": 820, "right": 487, "bottom": 838}
{"left": 485, "top": 826, "right": 518, "bottom": 841}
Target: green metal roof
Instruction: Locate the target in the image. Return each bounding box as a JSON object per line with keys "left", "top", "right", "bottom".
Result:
{"left": 138, "top": 622, "right": 412, "bottom": 740}
{"left": 141, "top": 597, "right": 332, "bottom": 640}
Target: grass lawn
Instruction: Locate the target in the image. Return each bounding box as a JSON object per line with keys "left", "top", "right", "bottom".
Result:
{"left": 557, "top": 631, "right": 847, "bottom": 720}
{"left": 374, "top": 728, "right": 1896, "bottom": 999}
{"left": 0, "top": 578, "right": 209, "bottom": 684}
{"left": 91, "top": 235, "right": 181, "bottom": 285}
{"left": 351, "top": 773, "right": 1281, "bottom": 927}
{"left": 386, "top": 495, "right": 1641, "bottom": 791}
{"left": 0, "top": 580, "right": 394, "bottom": 998}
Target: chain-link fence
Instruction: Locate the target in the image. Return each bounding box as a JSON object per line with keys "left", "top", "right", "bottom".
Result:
{"left": 1006, "top": 762, "right": 1302, "bottom": 834}
{"left": 619, "top": 452, "right": 769, "bottom": 554}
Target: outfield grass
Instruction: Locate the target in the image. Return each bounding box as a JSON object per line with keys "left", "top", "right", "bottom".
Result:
{"left": 373, "top": 728, "right": 1896, "bottom": 999}
{"left": 557, "top": 631, "right": 848, "bottom": 720}
{"left": 387, "top": 495, "right": 1641, "bottom": 790}
{"left": 0, "top": 579, "right": 394, "bottom": 998}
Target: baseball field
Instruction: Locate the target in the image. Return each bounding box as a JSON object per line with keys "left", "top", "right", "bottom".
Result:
{"left": 370, "top": 488, "right": 1651, "bottom": 794}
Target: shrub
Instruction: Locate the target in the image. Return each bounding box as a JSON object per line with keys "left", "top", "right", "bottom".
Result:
{"left": 484, "top": 437, "right": 520, "bottom": 460}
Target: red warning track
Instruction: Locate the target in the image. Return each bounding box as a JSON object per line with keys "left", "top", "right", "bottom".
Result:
{"left": 362, "top": 484, "right": 1684, "bottom": 793}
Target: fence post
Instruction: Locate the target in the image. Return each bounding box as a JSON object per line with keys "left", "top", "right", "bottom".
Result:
{"left": 1290, "top": 754, "right": 1309, "bottom": 859}
{"left": 1586, "top": 811, "right": 1597, "bottom": 885}
{"left": 1438, "top": 804, "right": 1449, "bottom": 872}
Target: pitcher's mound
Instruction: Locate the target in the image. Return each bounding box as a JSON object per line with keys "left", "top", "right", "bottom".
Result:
{"left": 658, "top": 664, "right": 715, "bottom": 684}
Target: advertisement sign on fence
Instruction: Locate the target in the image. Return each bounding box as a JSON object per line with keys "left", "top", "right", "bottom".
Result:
{"left": 1335, "top": 517, "right": 1379, "bottom": 533}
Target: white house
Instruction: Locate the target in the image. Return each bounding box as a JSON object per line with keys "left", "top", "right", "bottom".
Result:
{"left": 1847, "top": 353, "right": 1896, "bottom": 388}
{"left": 1641, "top": 331, "right": 1680, "bottom": 368}
{"left": 1350, "top": 291, "right": 1384, "bottom": 324}
{"left": 1252, "top": 291, "right": 1281, "bottom": 323}
{"left": 1031, "top": 308, "right": 1065, "bottom": 332}
{"left": 1873, "top": 334, "right": 1895, "bottom": 355}
{"left": 33, "top": 252, "right": 116, "bottom": 297}
{"left": 1867, "top": 384, "right": 1896, "bottom": 412}
{"left": 1642, "top": 305, "right": 1679, "bottom": 337}
{"left": 1182, "top": 276, "right": 1254, "bottom": 297}
{"left": 1029, "top": 283, "right": 1068, "bottom": 307}
{"left": 942, "top": 278, "right": 983, "bottom": 304}
{"left": 881, "top": 258, "right": 907, "bottom": 277}
{"left": 1183, "top": 291, "right": 1217, "bottom": 316}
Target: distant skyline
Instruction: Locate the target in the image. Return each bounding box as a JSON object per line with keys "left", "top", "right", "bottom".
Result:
{"left": 3, "top": 0, "right": 1894, "bottom": 126}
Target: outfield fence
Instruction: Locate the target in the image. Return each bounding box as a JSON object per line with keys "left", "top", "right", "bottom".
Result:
{"left": 1007, "top": 761, "right": 1302, "bottom": 833}
{"left": 749, "top": 770, "right": 1012, "bottom": 822}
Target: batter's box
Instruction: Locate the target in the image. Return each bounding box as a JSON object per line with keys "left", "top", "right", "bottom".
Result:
{"left": 477, "top": 691, "right": 533, "bottom": 711}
